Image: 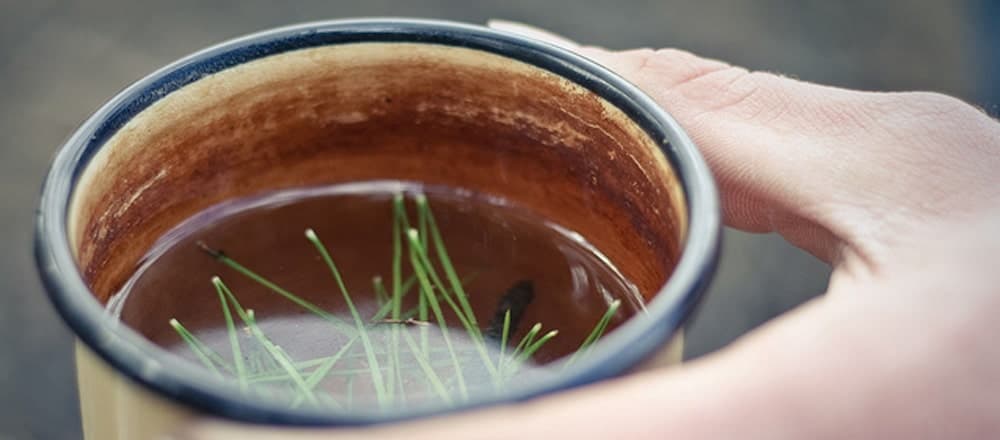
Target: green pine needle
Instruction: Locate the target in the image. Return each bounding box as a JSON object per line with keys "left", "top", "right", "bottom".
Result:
{"left": 173, "top": 191, "right": 631, "bottom": 411}
{"left": 170, "top": 318, "right": 225, "bottom": 379}
{"left": 564, "top": 299, "right": 622, "bottom": 369}
{"left": 306, "top": 228, "right": 388, "bottom": 407}
{"left": 213, "top": 277, "right": 247, "bottom": 391}
{"left": 197, "top": 241, "right": 355, "bottom": 336}
{"left": 408, "top": 232, "right": 469, "bottom": 400}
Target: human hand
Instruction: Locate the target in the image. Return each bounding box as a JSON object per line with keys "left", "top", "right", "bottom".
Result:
{"left": 179, "top": 21, "right": 1000, "bottom": 439}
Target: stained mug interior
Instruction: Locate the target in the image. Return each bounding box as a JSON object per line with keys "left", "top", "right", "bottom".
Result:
{"left": 35, "top": 19, "right": 720, "bottom": 439}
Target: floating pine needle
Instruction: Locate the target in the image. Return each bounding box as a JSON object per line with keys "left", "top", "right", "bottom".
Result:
{"left": 169, "top": 192, "right": 624, "bottom": 411}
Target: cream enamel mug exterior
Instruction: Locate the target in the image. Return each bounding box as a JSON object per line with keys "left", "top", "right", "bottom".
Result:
{"left": 35, "top": 19, "right": 719, "bottom": 439}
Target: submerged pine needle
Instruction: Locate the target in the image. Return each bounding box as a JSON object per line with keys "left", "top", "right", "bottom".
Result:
{"left": 408, "top": 229, "right": 469, "bottom": 400}
{"left": 564, "top": 299, "right": 622, "bottom": 369}
{"left": 418, "top": 195, "right": 478, "bottom": 328}
{"left": 170, "top": 318, "right": 225, "bottom": 378}
{"left": 245, "top": 309, "right": 318, "bottom": 405}
{"left": 401, "top": 329, "right": 453, "bottom": 404}
{"left": 196, "top": 241, "right": 354, "bottom": 336}
{"left": 373, "top": 276, "right": 389, "bottom": 306}
{"left": 305, "top": 228, "right": 387, "bottom": 407}
{"left": 370, "top": 276, "right": 418, "bottom": 323}
{"left": 213, "top": 276, "right": 247, "bottom": 391}
{"left": 214, "top": 278, "right": 320, "bottom": 405}
{"left": 407, "top": 228, "right": 500, "bottom": 383}
{"left": 173, "top": 191, "right": 628, "bottom": 410}
{"left": 499, "top": 309, "right": 512, "bottom": 373}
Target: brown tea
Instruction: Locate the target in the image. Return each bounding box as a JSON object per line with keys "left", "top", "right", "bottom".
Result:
{"left": 109, "top": 181, "right": 643, "bottom": 410}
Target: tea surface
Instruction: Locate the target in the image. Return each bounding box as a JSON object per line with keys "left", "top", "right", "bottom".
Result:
{"left": 110, "top": 181, "right": 643, "bottom": 410}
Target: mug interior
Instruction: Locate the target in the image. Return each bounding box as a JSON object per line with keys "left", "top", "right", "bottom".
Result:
{"left": 69, "top": 43, "right": 687, "bottom": 314}
{"left": 39, "top": 21, "right": 713, "bottom": 424}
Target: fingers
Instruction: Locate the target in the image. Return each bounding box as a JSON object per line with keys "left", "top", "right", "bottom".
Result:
{"left": 490, "top": 21, "right": 1000, "bottom": 269}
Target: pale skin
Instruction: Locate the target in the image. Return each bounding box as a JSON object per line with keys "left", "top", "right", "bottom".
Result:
{"left": 178, "top": 22, "right": 1000, "bottom": 439}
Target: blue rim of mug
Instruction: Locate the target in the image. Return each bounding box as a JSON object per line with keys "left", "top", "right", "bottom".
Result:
{"left": 34, "top": 18, "right": 720, "bottom": 425}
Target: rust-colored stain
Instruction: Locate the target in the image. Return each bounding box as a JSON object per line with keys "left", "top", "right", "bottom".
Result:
{"left": 69, "top": 43, "right": 686, "bottom": 305}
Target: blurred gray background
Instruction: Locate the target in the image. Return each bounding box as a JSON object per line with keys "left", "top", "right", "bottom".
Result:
{"left": 1, "top": 1, "right": 993, "bottom": 438}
